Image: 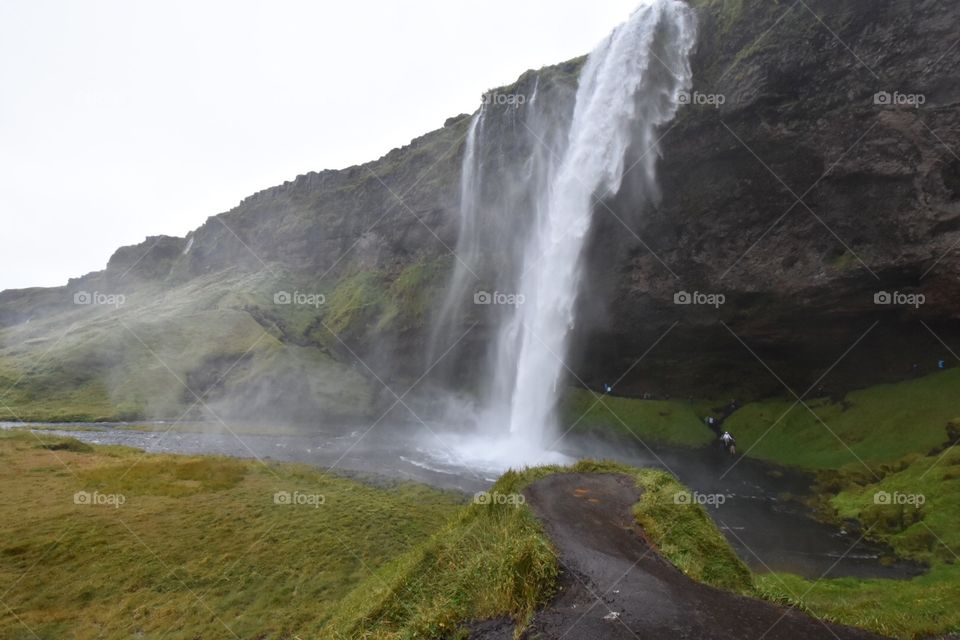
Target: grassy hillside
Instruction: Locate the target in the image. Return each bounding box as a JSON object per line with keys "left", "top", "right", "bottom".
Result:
{"left": 560, "top": 369, "right": 960, "bottom": 470}
{"left": 0, "top": 262, "right": 449, "bottom": 423}
{"left": 754, "top": 446, "right": 960, "bottom": 638}
{"left": 561, "top": 388, "right": 716, "bottom": 446}
{"left": 705, "top": 371, "right": 960, "bottom": 638}
{"left": 5, "top": 421, "right": 956, "bottom": 638}
{"left": 0, "top": 251, "right": 456, "bottom": 425}
{"left": 631, "top": 467, "right": 754, "bottom": 594}
{"left": 0, "top": 429, "right": 461, "bottom": 639}
{"left": 0, "top": 432, "right": 750, "bottom": 640}
{"left": 722, "top": 369, "right": 960, "bottom": 470}
{"left": 557, "top": 372, "right": 960, "bottom": 638}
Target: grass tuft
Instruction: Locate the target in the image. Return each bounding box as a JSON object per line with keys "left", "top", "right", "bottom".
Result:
{"left": 322, "top": 469, "right": 559, "bottom": 639}
{"left": 322, "top": 460, "right": 754, "bottom": 639}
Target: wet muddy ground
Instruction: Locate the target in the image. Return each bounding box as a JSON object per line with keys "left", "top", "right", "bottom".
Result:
{"left": 472, "top": 473, "right": 888, "bottom": 640}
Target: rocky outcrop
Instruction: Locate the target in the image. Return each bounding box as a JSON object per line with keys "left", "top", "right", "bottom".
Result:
{"left": 572, "top": 0, "right": 960, "bottom": 399}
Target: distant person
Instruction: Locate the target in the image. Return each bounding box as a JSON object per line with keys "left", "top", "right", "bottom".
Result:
{"left": 720, "top": 431, "right": 736, "bottom": 454}
{"left": 603, "top": 383, "right": 613, "bottom": 394}
{"left": 939, "top": 359, "right": 946, "bottom": 370}
{"left": 705, "top": 416, "right": 720, "bottom": 435}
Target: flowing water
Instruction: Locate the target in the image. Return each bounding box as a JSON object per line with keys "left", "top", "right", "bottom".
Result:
{"left": 3, "top": 421, "right": 924, "bottom": 580}
{"left": 430, "top": 1, "right": 696, "bottom": 468}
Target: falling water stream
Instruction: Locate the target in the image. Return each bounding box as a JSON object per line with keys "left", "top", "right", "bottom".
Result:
{"left": 429, "top": 0, "right": 697, "bottom": 470}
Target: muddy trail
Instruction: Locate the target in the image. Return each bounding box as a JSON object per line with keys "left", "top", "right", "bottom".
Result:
{"left": 471, "top": 473, "right": 886, "bottom": 640}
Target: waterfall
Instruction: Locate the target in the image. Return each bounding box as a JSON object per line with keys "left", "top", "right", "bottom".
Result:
{"left": 429, "top": 0, "right": 696, "bottom": 470}
{"left": 427, "top": 109, "right": 486, "bottom": 365}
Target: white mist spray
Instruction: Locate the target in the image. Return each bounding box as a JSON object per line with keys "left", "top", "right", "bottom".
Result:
{"left": 431, "top": 0, "right": 696, "bottom": 471}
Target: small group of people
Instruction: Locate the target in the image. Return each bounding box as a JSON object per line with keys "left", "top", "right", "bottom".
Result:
{"left": 719, "top": 430, "right": 736, "bottom": 454}
{"left": 705, "top": 416, "right": 736, "bottom": 453}
{"left": 601, "top": 385, "right": 738, "bottom": 454}
{"left": 704, "top": 401, "right": 738, "bottom": 455}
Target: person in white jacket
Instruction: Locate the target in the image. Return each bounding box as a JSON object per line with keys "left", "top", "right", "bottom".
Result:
{"left": 720, "top": 431, "right": 736, "bottom": 453}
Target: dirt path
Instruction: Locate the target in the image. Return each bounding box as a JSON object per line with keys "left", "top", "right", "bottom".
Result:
{"left": 473, "top": 473, "right": 887, "bottom": 640}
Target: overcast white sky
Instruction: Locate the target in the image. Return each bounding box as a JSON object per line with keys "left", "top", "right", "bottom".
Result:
{"left": 0, "top": 0, "right": 639, "bottom": 292}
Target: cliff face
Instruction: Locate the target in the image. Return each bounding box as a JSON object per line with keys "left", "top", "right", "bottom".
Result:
{"left": 574, "top": 0, "right": 960, "bottom": 399}
{"left": 1, "top": 0, "right": 958, "bottom": 421}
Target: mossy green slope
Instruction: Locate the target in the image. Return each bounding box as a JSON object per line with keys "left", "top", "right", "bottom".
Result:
{"left": 722, "top": 369, "right": 960, "bottom": 470}
{"left": 0, "top": 257, "right": 452, "bottom": 423}
{"left": 0, "top": 429, "right": 461, "bottom": 640}
{"left": 561, "top": 388, "right": 716, "bottom": 446}
{"left": 753, "top": 447, "right": 960, "bottom": 639}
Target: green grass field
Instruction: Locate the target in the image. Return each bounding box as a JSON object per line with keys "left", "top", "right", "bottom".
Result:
{"left": 561, "top": 388, "right": 716, "bottom": 446}
{"left": 0, "top": 431, "right": 753, "bottom": 640}
{"left": 705, "top": 370, "right": 960, "bottom": 639}
{"left": 0, "top": 429, "right": 461, "bottom": 640}
{"left": 753, "top": 446, "right": 960, "bottom": 639}
{"left": 560, "top": 369, "right": 960, "bottom": 470}
{"left": 756, "top": 563, "right": 960, "bottom": 639}
{"left": 4, "top": 368, "right": 960, "bottom": 638}
{"left": 722, "top": 369, "right": 960, "bottom": 470}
